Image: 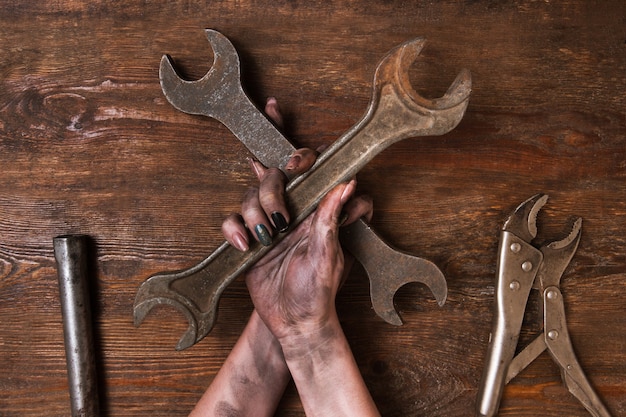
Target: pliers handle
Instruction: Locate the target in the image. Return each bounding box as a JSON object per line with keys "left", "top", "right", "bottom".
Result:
{"left": 476, "top": 195, "right": 612, "bottom": 417}
{"left": 476, "top": 229, "right": 543, "bottom": 417}
{"left": 505, "top": 286, "right": 612, "bottom": 417}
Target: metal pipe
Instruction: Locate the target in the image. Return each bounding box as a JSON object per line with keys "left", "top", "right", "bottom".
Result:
{"left": 54, "top": 235, "right": 100, "bottom": 417}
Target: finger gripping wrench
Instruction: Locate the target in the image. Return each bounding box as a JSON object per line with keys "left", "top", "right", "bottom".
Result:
{"left": 134, "top": 30, "right": 471, "bottom": 350}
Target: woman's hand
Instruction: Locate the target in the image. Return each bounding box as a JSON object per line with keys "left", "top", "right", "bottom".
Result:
{"left": 223, "top": 167, "right": 372, "bottom": 341}
{"left": 216, "top": 97, "right": 379, "bottom": 417}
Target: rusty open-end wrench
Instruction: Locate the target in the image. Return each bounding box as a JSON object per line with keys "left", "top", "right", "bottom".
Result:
{"left": 134, "top": 30, "right": 471, "bottom": 350}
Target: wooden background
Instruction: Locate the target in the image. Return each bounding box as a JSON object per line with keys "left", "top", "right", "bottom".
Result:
{"left": 1, "top": 1, "right": 624, "bottom": 416}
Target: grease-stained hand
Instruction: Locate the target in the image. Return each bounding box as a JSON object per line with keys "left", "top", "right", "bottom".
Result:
{"left": 221, "top": 98, "right": 372, "bottom": 342}
{"left": 192, "top": 97, "right": 379, "bottom": 417}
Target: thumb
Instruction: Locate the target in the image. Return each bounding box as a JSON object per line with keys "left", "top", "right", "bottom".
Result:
{"left": 309, "top": 179, "right": 357, "bottom": 245}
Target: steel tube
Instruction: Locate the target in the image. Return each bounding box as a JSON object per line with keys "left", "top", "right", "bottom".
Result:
{"left": 54, "top": 235, "right": 99, "bottom": 417}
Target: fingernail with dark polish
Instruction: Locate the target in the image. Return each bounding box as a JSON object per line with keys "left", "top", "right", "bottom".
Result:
{"left": 254, "top": 224, "right": 272, "bottom": 246}
{"left": 271, "top": 212, "right": 289, "bottom": 233}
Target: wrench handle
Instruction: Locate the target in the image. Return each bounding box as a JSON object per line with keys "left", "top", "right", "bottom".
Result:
{"left": 205, "top": 87, "right": 293, "bottom": 170}
{"left": 54, "top": 235, "right": 100, "bottom": 417}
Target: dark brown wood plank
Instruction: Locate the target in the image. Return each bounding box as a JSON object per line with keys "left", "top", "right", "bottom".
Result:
{"left": 1, "top": 1, "right": 625, "bottom": 416}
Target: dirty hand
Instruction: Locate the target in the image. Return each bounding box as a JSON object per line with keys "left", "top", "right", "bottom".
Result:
{"left": 221, "top": 100, "right": 373, "bottom": 342}
{"left": 225, "top": 178, "right": 372, "bottom": 341}
{"left": 218, "top": 98, "right": 379, "bottom": 417}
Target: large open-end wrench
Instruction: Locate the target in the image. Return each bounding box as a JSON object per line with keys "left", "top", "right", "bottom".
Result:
{"left": 134, "top": 30, "right": 471, "bottom": 350}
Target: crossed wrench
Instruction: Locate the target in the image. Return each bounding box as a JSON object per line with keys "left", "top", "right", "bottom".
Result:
{"left": 134, "top": 30, "right": 471, "bottom": 350}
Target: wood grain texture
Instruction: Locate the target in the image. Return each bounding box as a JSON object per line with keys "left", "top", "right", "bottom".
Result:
{"left": 1, "top": 1, "right": 625, "bottom": 416}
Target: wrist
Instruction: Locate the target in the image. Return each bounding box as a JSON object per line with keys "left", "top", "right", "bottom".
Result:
{"left": 189, "top": 310, "right": 290, "bottom": 417}
{"left": 278, "top": 317, "right": 381, "bottom": 417}
{"left": 246, "top": 310, "right": 287, "bottom": 367}
{"left": 277, "top": 314, "right": 342, "bottom": 362}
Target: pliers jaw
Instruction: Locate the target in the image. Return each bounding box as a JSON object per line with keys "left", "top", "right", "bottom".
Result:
{"left": 501, "top": 192, "right": 583, "bottom": 290}
{"left": 538, "top": 217, "right": 582, "bottom": 289}
{"left": 477, "top": 195, "right": 611, "bottom": 417}
{"left": 502, "top": 193, "right": 548, "bottom": 242}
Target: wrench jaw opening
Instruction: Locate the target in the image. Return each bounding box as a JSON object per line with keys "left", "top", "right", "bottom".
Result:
{"left": 133, "top": 269, "right": 218, "bottom": 351}
{"left": 159, "top": 29, "right": 243, "bottom": 117}
{"left": 134, "top": 291, "right": 202, "bottom": 352}
{"left": 340, "top": 220, "right": 448, "bottom": 326}
{"left": 371, "top": 37, "right": 472, "bottom": 138}
{"left": 371, "top": 259, "right": 448, "bottom": 326}
{"left": 311, "top": 37, "right": 471, "bottom": 186}
{"left": 134, "top": 238, "right": 274, "bottom": 350}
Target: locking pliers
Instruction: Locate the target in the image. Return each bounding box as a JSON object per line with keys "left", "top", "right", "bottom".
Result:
{"left": 476, "top": 194, "right": 612, "bottom": 417}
